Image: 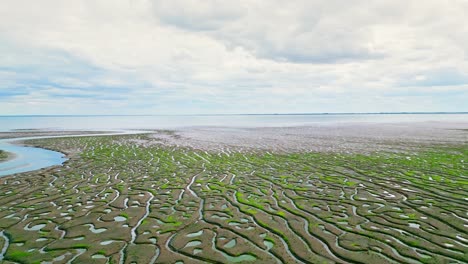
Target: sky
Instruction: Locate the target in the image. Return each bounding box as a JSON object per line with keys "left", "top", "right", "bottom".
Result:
{"left": 1, "top": 0, "right": 468, "bottom": 115}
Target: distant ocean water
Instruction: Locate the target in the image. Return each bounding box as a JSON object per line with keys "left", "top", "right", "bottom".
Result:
{"left": 0, "top": 113, "right": 467, "bottom": 132}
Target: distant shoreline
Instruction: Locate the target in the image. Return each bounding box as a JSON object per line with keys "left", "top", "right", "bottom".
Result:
{"left": 1, "top": 113, "right": 466, "bottom": 133}
{"left": 0, "top": 112, "right": 467, "bottom": 117}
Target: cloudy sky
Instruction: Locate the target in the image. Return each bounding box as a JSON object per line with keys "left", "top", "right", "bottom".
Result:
{"left": 1, "top": 0, "right": 467, "bottom": 115}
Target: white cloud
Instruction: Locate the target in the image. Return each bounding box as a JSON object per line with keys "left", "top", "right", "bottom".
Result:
{"left": 0, "top": 0, "right": 467, "bottom": 114}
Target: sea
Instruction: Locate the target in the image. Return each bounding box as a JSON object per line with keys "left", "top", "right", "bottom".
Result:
{"left": 0, "top": 113, "right": 467, "bottom": 132}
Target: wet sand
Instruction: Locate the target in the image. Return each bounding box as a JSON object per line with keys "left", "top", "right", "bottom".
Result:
{"left": 151, "top": 121, "right": 468, "bottom": 153}
{"left": 1, "top": 121, "right": 467, "bottom": 155}
{"left": 0, "top": 122, "right": 466, "bottom": 263}
{"left": 0, "top": 130, "right": 111, "bottom": 140}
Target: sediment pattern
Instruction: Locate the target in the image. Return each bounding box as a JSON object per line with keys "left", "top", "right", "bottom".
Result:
{"left": 0, "top": 150, "right": 8, "bottom": 161}
{"left": 0, "top": 134, "right": 467, "bottom": 263}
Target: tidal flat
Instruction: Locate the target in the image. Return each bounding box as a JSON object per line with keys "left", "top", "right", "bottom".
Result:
{"left": 0, "top": 150, "right": 7, "bottom": 161}
{"left": 0, "top": 124, "right": 467, "bottom": 263}
{"left": 0, "top": 150, "right": 15, "bottom": 163}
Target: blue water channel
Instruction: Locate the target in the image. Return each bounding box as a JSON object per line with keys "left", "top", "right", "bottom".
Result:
{"left": 0, "top": 131, "right": 145, "bottom": 177}
{"left": 0, "top": 137, "right": 66, "bottom": 177}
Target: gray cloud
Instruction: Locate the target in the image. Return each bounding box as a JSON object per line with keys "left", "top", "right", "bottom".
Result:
{"left": 153, "top": 0, "right": 244, "bottom": 31}
{"left": 0, "top": 0, "right": 467, "bottom": 114}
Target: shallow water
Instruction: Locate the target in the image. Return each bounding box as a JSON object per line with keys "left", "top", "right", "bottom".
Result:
{"left": 24, "top": 223, "right": 46, "bottom": 231}
{"left": 263, "top": 240, "right": 274, "bottom": 250}
{"left": 184, "top": 241, "right": 202, "bottom": 248}
{"left": 224, "top": 239, "right": 236, "bottom": 248}
{"left": 0, "top": 137, "right": 66, "bottom": 177}
{"left": 85, "top": 224, "right": 106, "bottom": 234}
{"left": 186, "top": 230, "right": 204, "bottom": 237}
{"left": 0, "top": 114, "right": 466, "bottom": 131}
{"left": 114, "top": 216, "right": 126, "bottom": 222}
{"left": 0, "top": 131, "right": 145, "bottom": 177}
{"left": 100, "top": 240, "right": 115, "bottom": 245}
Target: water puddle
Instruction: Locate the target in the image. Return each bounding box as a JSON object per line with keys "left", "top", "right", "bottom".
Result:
{"left": 210, "top": 213, "right": 229, "bottom": 220}
{"left": 224, "top": 239, "right": 236, "bottom": 248}
{"left": 85, "top": 224, "right": 106, "bottom": 234}
{"left": 114, "top": 216, "right": 126, "bottom": 222}
{"left": 264, "top": 240, "right": 274, "bottom": 250}
{"left": 211, "top": 232, "right": 257, "bottom": 263}
{"left": 92, "top": 254, "right": 106, "bottom": 259}
{"left": 100, "top": 240, "right": 115, "bottom": 245}
{"left": 456, "top": 235, "right": 468, "bottom": 243}
{"left": 24, "top": 223, "right": 46, "bottom": 231}
{"left": 67, "top": 248, "right": 86, "bottom": 264}
{"left": 187, "top": 230, "right": 204, "bottom": 237}
{"left": 184, "top": 241, "right": 202, "bottom": 248}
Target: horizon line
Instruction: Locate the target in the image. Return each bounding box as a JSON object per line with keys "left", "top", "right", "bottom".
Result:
{"left": 1, "top": 111, "right": 468, "bottom": 117}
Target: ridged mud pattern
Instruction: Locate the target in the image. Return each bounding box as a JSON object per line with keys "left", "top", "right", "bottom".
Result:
{"left": 0, "top": 133, "right": 466, "bottom": 263}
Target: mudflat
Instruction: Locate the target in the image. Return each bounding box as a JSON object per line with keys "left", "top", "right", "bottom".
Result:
{"left": 0, "top": 150, "right": 15, "bottom": 163}
{"left": 0, "top": 150, "right": 7, "bottom": 161}
{"left": 0, "top": 122, "right": 466, "bottom": 263}
{"left": 154, "top": 121, "right": 468, "bottom": 153}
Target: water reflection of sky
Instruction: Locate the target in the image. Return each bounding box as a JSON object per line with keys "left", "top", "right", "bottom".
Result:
{"left": 0, "top": 114, "right": 467, "bottom": 177}
{"left": 0, "top": 139, "right": 66, "bottom": 177}
{"left": 0, "top": 132, "right": 144, "bottom": 177}
{"left": 0, "top": 114, "right": 467, "bottom": 132}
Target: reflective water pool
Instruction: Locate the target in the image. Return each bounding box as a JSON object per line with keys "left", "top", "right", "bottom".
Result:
{"left": 0, "top": 131, "right": 145, "bottom": 177}
{"left": 0, "top": 137, "right": 66, "bottom": 177}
